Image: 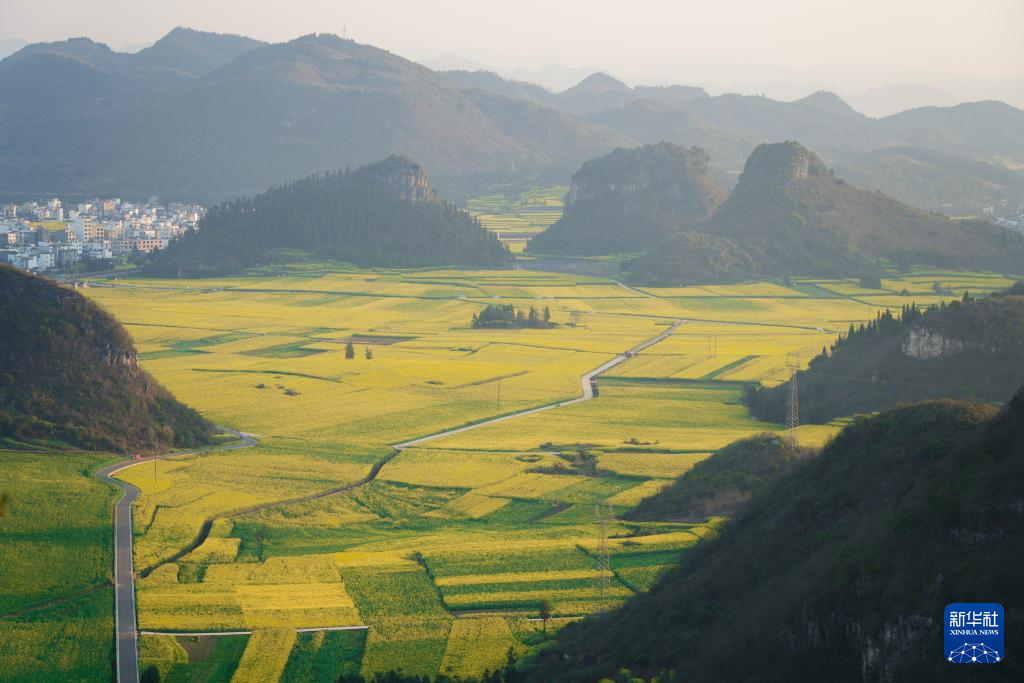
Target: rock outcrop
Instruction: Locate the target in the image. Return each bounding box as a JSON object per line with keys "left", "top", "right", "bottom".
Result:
{"left": 528, "top": 142, "right": 725, "bottom": 254}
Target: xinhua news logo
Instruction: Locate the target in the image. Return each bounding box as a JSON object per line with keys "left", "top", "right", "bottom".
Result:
{"left": 945, "top": 603, "right": 1003, "bottom": 663}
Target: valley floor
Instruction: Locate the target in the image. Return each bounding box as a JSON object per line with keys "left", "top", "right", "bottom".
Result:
{"left": 0, "top": 266, "right": 1015, "bottom": 681}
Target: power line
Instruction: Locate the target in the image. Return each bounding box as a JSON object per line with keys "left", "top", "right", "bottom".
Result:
{"left": 786, "top": 352, "right": 800, "bottom": 429}
{"left": 594, "top": 501, "right": 613, "bottom": 611}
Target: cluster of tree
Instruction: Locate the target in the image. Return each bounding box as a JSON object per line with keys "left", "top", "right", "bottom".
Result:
{"left": 145, "top": 158, "right": 511, "bottom": 277}
{"left": 0, "top": 266, "right": 215, "bottom": 452}
{"left": 745, "top": 284, "right": 1024, "bottom": 424}
{"left": 345, "top": 341, "right": 374, "bottom": 360}
{"left": 471, "top": 304, "right": 556, "bottom": 329}
{"left": 528, "top": 392, "right": 1024, "bottom": 680}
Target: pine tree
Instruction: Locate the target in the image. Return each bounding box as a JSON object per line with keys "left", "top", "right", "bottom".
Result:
{"left": 543, "top": 306, "right": 551, "bottom": 324}
{"left": 365, "top": 346, "right": 374, "bottom": 360}
{"left": 345, "top": 340, "right": 355, "bottom": 359}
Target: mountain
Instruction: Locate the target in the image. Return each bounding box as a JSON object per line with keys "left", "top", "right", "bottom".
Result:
{"left": 673, "top": 91, "right": 892, "bottom": 155}
{"left": 529, "top": 394, "right": 1024, "bottom": 680}
{"left": 0, "top": 38, "right": 27, "bottom": 60}
{"left": 0, "top": 32, "right": 625, "bottom": 202}
{"left": 145, "top": 156, "right": 511, "bottom": 276}
{"left": 128, "top": 27, "right": 266, "bottom": 77}
{"left": 846, "top": 83, "right": 955, "bottom": 118}
{"left": 585, "top": 100, "right": 755, "bottom": 170}
{"left": 0, "top": 28, "right": 263, "bottom": 86}
{"left": 878, "top": 101, "right": 1024, "bottom": 160}
{"left": 440, "top": 69, "right": 556, "bottom": 107}
{"left": 834, "top": 145, "right": 1024, "bottom": 216}
{"left": 0, "top": 266, "right": 215, "bottom": 453}
{"left": 580, "top": 90, "right": 1024, "bottom": 215}
{"left": 625, "top": 141, "right": 1024, "bottom": 284}
{"left": 528, "top": 143, "right": 726, "bottom": 254}
{"left": 746, "top": 285, "right": 1024, "bottom": 424}
{"left": 442, "top": 70, "right": 709, "bottom": 119}
{"left": 554, "top": 72, "right": 636, "bottom": 116}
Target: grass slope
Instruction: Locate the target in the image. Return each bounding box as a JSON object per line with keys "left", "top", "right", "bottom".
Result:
{"left": 531, "top": 395, "right": 1024, "bottom": 681}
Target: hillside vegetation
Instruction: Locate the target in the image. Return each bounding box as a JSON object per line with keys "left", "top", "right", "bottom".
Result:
{"left": 624, "top": 141, "right": 1024, "bottom": 284}
{"left": 0, "top": 266, "right": 214, "bottom": 452}
{"left": 146, "top": 156, "right": 511, "bottom": 276}
{"left": 746, "top": 284, "right": 1024, "bottom": 424}
{"left": 528, "top": 143, "right": 724, "bottom": 255}
{"left": 627, "top": 433, "right": 814, "bottom": 522}
{"left": 530, "top": 394, "right": 1024, "bottom": 680}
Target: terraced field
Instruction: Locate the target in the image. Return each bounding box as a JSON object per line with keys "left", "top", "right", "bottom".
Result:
{"left": 467, "top": 186, "right": 567, "bottom": 252}
{"left": 2, "top": 265, "right": 998, "bottom": 680}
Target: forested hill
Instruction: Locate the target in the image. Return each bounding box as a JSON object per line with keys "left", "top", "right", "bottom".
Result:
{"left": 623, "top": 141, "right": 1024, "bottom": 285}
{"left": 145, "top": 156, "right": 511, "bottom": 276}
{"left": 528, "top": 394, "right": 1024, "bottom": 681}
{"left": 528, "top": 143, "right": 725, "bottom": 255}
{"left": 0, "top": 266, "right": 215, "bottom": 452}
{"left": 746, "top": 284, "right": 1024, "bottom": 424}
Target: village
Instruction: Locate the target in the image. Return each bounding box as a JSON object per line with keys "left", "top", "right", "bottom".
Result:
{"left": 0, "top": 197, "right": 203, "bottom": 274}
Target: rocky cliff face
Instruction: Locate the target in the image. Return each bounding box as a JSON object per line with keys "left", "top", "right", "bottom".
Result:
{"left": 902, "top": 326, "right": 966, "bottom": 359}
{"left": 529, "top": 142, "right": 725, "bottom": 254}
{"left": 354, "top": 155, "right": 439, "bottom": 204}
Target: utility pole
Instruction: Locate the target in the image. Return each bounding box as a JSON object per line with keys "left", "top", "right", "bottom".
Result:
{"left": 786, "top": 352, "right": 800, "bottom": 429}
{"left": 594, "top": 502, "right": 612, "bottom": 611}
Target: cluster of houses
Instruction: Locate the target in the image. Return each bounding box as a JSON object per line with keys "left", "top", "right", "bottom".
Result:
{"left": 983, "top": 203, "right": 1024, "bottom": 235}
{"left": 0, "top": 197, "right": 203, "bottom": 274}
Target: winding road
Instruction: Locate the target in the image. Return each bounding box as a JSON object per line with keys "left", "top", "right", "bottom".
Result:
{"left": 96, "top": 319, "right": 683, "bottom": 682}
{"left": 96, "top": 430, "right": 258, "bottom": 683}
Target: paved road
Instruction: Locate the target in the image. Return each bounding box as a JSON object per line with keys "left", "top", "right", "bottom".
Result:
{"left": 395, "top": 319, "right": 685, "bottom": 449}
{"left": 95, "top": 430, "right": 257, "bottom": 683}
{"left": 92, "top": 320, "right": 683, "bottom": 681}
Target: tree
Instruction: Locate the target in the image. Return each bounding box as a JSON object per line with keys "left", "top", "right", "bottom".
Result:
{"left": 528, "top": 306, "right": 540, "bottom": 324}
{"left": 140, "top": 665, "right": 161, "bottom": 683}
{"left": 0, "top": 492, "right": 10, "bottom": 518}
{"left": 543, "top": 306, "right": 551, "bottom": 324}
{"left": 345, "top": 340, "right": 355, "bottom": 359}
{"left": 539, "top": 599, "right": 552, "bottom": 637}
{"left": 365, "top": 346, "right": 374, "bottom": 360}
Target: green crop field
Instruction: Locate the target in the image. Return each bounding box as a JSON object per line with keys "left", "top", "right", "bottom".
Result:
{"left": 0, "top": 452, "right": 118, "bottom": 681}
{"left": 467, "top": 186, "right": 567, "bottom": 251}
{"left": 1, "top": 264, "right": 988, "bottom": 680}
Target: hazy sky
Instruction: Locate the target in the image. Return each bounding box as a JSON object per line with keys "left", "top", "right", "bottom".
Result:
{"left": 2, "top": 0, "right": 1022, "bottom": 100}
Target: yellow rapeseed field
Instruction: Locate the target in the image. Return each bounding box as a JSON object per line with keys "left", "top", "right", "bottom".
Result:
{"left": 69, "top": 266, "right": 978, "bottom": 679}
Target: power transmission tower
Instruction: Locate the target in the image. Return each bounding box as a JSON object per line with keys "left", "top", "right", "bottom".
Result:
{"left": 786, "top": 352, "right": 800, "bottom": 429}
{"left": 594, "top": 502, "right": 613, "bottom": 611}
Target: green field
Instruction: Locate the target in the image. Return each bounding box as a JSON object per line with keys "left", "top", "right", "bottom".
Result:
{"left": 0, "top": 452, "right": 117, "bottom": 681}
{"left": 1, "top": 265, "right": 1002, "bottom": 680}
{"left": 467, "top": 186, "right": 567, "bottom": 252}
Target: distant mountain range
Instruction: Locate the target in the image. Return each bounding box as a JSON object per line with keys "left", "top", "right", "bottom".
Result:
{"left": 146, "top": 155, "right": 510, "bottom": 276}
{"left": 0, "top": 29, "right": 623, "bottom": 202}
{"left": 443, "top": 70, "right": 1024, "bottom": 215}
{"left": 2, "top": 27, "right": 1023, "bottom": 215}
{"left": 0, "top": 265, "right": 215, "bottom": 452}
